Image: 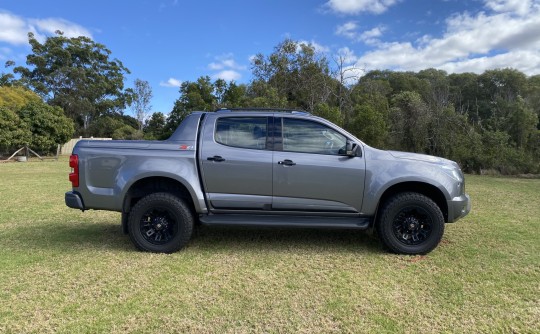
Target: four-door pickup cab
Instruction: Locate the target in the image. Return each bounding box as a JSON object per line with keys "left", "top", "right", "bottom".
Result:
{"left": 65, "top": 109, "right": 471, "bottom": 254}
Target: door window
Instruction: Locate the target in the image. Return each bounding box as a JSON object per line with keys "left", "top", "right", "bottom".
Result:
{"left": 215, "top": 117, "right": 268, "bottom": 150}
{"left": 282, "top": 118, "right": 346, "bottom": 155}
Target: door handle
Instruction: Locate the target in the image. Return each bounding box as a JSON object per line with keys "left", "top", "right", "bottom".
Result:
{"left": 207, "top": 155, "right": 225, "bottom": 162}
{"left": 278, "top": 159, "right": 296, "bottom": 166}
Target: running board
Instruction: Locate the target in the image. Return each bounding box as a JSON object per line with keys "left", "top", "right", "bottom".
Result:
{"left": 199, "top": 214, "right": 371, "bottom": 230}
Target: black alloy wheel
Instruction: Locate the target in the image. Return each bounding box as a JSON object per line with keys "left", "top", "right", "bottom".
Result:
{"left": 392, "top": 206, "right": 433, "bottom": 246}
{"left": 128, "top": 192, "right": 193, "bottom": 253}
{"left": 140, "top": 208, "right": 178, "bottom": 245}
{"left": 377, "top": 192, "right": 445, "bottom": 255}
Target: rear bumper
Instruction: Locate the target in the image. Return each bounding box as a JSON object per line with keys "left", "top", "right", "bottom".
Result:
{"left": 65, "top": 191, "right": 85, "bottom": 211}
{"left": 447, "top": 194, "right": 471, "bottom": 223}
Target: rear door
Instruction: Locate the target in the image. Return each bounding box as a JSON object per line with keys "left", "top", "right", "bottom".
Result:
{"left": 272, "top": 117, "right": 366, "bottom": 213}
{"left": 200, "top": 115, "right": 273, "bottom": 210}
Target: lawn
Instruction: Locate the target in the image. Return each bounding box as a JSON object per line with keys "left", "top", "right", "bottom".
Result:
{"left": 0, "top": 158, "right": 538, "bottom": 333}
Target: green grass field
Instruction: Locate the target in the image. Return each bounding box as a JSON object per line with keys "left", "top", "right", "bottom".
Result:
{"left": 0, "top": 159, "right": 539, "bottom": 333}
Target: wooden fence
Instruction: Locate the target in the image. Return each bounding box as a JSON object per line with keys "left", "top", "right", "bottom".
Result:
{"left": 60, "top": 137, "right": 112, "bottom": 155}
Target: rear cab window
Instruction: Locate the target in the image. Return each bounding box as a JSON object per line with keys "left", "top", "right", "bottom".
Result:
{"left": 215, "top": 117, "right": 269, "bottom": 150}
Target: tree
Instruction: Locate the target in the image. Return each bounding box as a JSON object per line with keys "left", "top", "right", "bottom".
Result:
{"left": 144, "top": 112, "right": 167, "bottom": 140}
{"left": 17, "top": 102, "right": 74, "bottom": 152}
{"left": 222, "top": 82, "right": 249, "bottom": 107}
{"left": 350, "top": 104, "right": 387, "bottom": 147}
{"left": 251, "top": 39, "right": 333, "bottom": 111}
{"left": 246, "top": 81, "right": 287, "bottom": 108}
{"left": 131, "top": 79, "right": 153, "bottom": 131}
{"left": 448, "top": 72, "right": 481, "bottom": 122}
{"left": 389, "top": 91, "right": 431, "bottom": 153}
{"left": 507, "top": 96, "right": 538, "bottom": 148}
{"left": 164, "top": 76, "right": 219, "bottom": 138}
{"left": 313, "top": 103, "right": 343, "bottom": 127}
{"left": 0, "top": 107, "right": 31, "bottom": 153}
{"left": 0, "top": 86, "right": 73, "bottom": 154}
{"left": 1, "top": 61, "right": 15, "bottom": 86}
{"left": 88, "top": 114, "right": 139, "bottom": 139}
{"left": 13, "top": 31, "right": 131, "bottom": 133}
{"left": 0, "top": 85, "right": 41, "bottom": 109}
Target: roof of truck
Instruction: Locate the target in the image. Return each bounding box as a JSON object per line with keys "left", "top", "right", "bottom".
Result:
{"left": 215, "top": 108, "right": 311, "bottom": 116}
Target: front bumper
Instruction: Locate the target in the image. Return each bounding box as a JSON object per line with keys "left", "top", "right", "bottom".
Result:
{"left": 65, "top": 191, "right": 85, "bottom": 211}
{"left": 447, "top": 194, "right": 471, "bottom": 223}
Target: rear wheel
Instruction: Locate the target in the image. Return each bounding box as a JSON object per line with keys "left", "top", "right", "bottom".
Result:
{"left": 377, "top": 192, "right": 444, "bottom": 255}
{"left": 128, "top": 192, "right": 193, "bottom": 253}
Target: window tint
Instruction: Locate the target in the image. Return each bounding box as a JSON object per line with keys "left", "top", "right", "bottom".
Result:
{"left": 282, "top": 118, "right": 346, "bottom": 155}
{"left": 215, "top": 117, "right": 268, "bottom": 150}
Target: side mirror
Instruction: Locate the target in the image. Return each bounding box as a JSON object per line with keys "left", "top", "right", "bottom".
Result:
{"left": 346, "top": 140, "right": 359, "bottom": 157}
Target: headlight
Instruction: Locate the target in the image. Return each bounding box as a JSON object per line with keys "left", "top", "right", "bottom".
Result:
{"left": 441, "top": 165, "right": 464, "bottom": 182}
{"left": 441, "top": 165, "right": 465, "bottom": 195}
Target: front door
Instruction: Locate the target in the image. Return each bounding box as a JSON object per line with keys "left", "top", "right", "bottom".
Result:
{"left": 272, "top": 117, "right": 366, "bottom": 213}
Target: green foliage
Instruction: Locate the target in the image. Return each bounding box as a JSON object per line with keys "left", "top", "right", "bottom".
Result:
{"left": 222, "top": 82, "right": 249, "bottom": 107}
{"left": 246, "top": 81, "right": 288, "bottom": 108}
{"left": 0, "top": 85, "right": 41, "bottom": 110}
{"left": 177, "top": 76, "right": 216, "bottom": 111}
{"left": 389, "top": 91, "right": 431, "bottom": 152}
{"left": 13, "top": 31, "right": 131, "bottom": 133}
{"left": 251, "top": 39, "right": 332, "bottom": 111}
{"left": 113, "top": 125, "right": 142, "bottom": 140}
{"left": 349, "top": 104, "right": 387, "bottom": 147}
{"left": 0, "top": 86, "right": 74, "bottom": 154}
{"left": 0, "top": 107, "right": 31, "bottom": 152}
{"left": 17, "top": 102, "right": 74, "bottom": 152}
{"left": 87, "top": 114, "right": 139, "bottom": 139}
{"left": 313, "top": 103, "right": 343, "bottom": 127}
{"left": 507, "top": 96, "right": 538, "bottom": 148}
{"left": 164, "top": 77, "right": 253, "bottom": 138}
{"left": 144, "top": 112, "right": 167, "bottom": 140}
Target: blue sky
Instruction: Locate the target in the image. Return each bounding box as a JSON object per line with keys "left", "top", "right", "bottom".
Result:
{"left": 1, "top": 0, "right": 540, "bottom": 116}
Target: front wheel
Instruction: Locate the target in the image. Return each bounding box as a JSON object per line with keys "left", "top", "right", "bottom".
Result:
{"left": 377, "top": 192, "right": 445, "bottom": 255}
{"left": 128, "top": 192, "right": 194, "bottom": 253}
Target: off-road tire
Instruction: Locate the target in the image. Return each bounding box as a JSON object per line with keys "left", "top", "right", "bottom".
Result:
{"left": 377, "top": 192, "right": 444, "bottom": 255}
{"left": 128, "top": 192, "right": 193, "bottom": 253}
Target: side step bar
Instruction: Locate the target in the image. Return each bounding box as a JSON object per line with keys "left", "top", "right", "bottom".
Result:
{"left": 199, "top": 214, "right": 371, "bottom": 230}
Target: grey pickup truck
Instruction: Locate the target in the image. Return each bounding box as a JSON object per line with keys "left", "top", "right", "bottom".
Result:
{"left": 65, "top": 109, "right": 470, "bottom": 254}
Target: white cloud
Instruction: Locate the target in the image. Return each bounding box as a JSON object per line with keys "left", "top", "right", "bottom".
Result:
{"left": 358, "top": 26, "right": 385, "bottom": 45}
{"left": 298, "top": 40, "right": 330, "bottom": 53}
{"left": 336, "top": 22, "right": 386, "bottom": 45}
{"left": 213, "top": 70, "right": 241, "bottom": 81}
{"left": 0, "top": 12, "right": 28, "bottom": 44}
{"left": 484, "top": 0, "right": 532, "bottom": 16}
{"left": 208, "top": 53, "right": 246, "bottom": 71}
{"left": 29, "top": 18, "right": 92, "bottom": 39}
{"left": 347, "top": 0, "right": 540, "bottom": 75}
{"left": 438, "top": 50, "right": 540, "bottom": 74}
{"left": 336, "top": 47, "right": 358, "bottom": 65}
{"left": 326, "top": 0, "right": 400, "bottom": 15}
{"left": 208, "top": 53, "right": 246, "bottom": 81}
{"left": 159, "top": 77, "right": 182, "bottom": 87}
{"left": 335, "top": 21, "right": 358, "bottom": 39}
{"left": 0, "top": 11, "right": 92, "bottom": 45}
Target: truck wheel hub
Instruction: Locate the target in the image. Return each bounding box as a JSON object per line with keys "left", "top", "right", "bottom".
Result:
{"left": 153, "top": 217, "right": 167, "bottom": 231}
{"left": 404, "top": 216, "right": 419, "bottom": 231}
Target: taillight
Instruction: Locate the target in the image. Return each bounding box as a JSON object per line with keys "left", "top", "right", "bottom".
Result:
{"left": 69, "top": 154, "right": 79, "bottom": 187}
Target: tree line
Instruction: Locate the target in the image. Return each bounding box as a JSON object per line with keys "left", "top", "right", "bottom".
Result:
{"left": 1, "top": 34, "right": 538, "bottom": 174}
